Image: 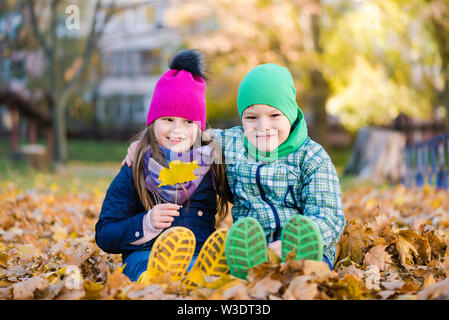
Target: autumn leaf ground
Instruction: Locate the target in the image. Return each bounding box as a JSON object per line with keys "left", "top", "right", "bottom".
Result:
{"left": 1, "top": 140, "right": 448, "bottom": 300}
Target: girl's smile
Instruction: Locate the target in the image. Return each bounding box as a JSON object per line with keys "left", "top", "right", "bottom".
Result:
{"left": 167, "top": 136, "right": 185, "bottom": 144}
{"left": 153, "top": 117, "right": 199, "bottom": 153}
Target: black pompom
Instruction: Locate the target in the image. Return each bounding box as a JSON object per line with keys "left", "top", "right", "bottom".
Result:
{"left": 168, "top": 49, "right": 207, "bottom": 80}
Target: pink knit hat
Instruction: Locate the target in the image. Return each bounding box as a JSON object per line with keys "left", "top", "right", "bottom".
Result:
{"left": 146, "top": 69, "right": 206, "bottom": 131}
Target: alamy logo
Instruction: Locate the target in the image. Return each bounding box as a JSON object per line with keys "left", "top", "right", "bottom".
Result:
{"left": 65, "top": 5, "right": 80, "bottom": 30}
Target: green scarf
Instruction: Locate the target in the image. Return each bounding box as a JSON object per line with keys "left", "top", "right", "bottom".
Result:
{"left": 237, "top": 63, "right": 308, "bottom": 162}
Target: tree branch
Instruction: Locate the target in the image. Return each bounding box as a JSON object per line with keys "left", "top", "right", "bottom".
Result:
{"left": 61, "top": 0, "right": 117, "bottom": 100}
{"left": 26, "top": 0, "right": 51, "bottom": 59}
{"left": 60, "top": 0, "right": 163, "bottom": 104}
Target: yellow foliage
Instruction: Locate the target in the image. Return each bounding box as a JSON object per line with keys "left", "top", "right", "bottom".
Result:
{"left": 158, "top": 160, "right": 199, "bottom": 187}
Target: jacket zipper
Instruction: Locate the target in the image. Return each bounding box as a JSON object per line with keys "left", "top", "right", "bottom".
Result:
{"left": 256, "top": 164, "right": 281, "bottom": 241}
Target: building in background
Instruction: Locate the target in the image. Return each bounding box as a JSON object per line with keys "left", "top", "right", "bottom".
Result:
{"left": 95, "top": 0, "right": 182, "bottom": 131}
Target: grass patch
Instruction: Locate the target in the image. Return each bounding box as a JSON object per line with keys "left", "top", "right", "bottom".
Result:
{"left": 68, "top": 139, "right": 130, "bottom": 163}
{"left": 0, "top": 137, "right": 130, "bottom": 163}
{"left": 1, "top": 137, "right": 359, "bottom": 193}
{"left": 327, "top": 147, "right": 352, "bottom": 174}
{"left": 0, "top": 158, "right": 120, "bottom": 195}
{"left": 0, "top": 137, "right": 127, "bottom": 193}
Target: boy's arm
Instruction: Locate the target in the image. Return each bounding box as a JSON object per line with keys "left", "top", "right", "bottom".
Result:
{"left": 300, "top": 156, "right": 346, "bottom": 262}
{"left": 204, "top": 128, "right": 224, "bottom": 145}
{"left": 95, "top": 166, "right": 151, "bottom": 254}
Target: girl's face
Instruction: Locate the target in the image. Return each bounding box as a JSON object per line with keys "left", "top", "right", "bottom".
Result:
{"left": 242, "top": 104, "right": 291, "bottom": 153}
{"left": 153, "top": 117, "right": 199, "bottom": 153}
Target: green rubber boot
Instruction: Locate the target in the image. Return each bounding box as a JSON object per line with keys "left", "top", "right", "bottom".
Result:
{"left": 225, "top": 217, "right": 268, "bottom": 280}
{"left": 280, "top": 215, "right": 323, "bottom": 262}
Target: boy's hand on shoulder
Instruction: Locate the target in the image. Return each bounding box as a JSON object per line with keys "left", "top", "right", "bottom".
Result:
{"left": 149, "top": 203, "right": 181, "bottom": 229}
{"left": 121, "top": 140, "right": 140, "bottom": 167}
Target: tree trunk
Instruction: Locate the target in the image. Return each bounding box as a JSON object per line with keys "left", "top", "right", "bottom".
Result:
{"left": 307, "top": 69, "right": 329, "bottom": 150}
{"left": 344, "top": 128, "right": 407, "bottom": 184}
{"left": 51, "top": 100, "right": 68, "bottom": 165}
{"left": 305, "top": 3, "right": 330, "bottom": 150}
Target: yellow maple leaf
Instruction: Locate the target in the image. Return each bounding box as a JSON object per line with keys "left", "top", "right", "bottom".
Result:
{"left": 158, "top": 160, "right": 199, "bottom": 187}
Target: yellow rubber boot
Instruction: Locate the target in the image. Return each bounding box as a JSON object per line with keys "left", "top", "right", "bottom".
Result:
{"left": 183, "top": 229, "right": 229, "bottom": 291}
{"left": 138, "top": 227, "right": 196, "bottom": 286}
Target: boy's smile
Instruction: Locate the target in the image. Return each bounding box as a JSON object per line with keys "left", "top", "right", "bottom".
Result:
{"left": 242, "top": 104, "right": 291, "bottom": 153}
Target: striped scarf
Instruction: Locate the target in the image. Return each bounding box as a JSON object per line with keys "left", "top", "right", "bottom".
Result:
{"left": 143, "top": 145, "right": 214, "bottom": 204}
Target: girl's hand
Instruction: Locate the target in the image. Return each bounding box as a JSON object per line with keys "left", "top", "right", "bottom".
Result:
{"left": 121, "top": 140, "right": 140, "bottom": 167}
{"left": 149, "top": 203, "right": 181, "bottom": 229}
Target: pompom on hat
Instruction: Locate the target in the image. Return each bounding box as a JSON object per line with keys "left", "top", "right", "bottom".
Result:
{"left": 146, "top": 50, "right": 207, "bottom": 131}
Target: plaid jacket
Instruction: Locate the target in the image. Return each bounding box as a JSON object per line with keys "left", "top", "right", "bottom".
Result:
{"left": 210, "top": 126, "right": 345, "bottom": 265}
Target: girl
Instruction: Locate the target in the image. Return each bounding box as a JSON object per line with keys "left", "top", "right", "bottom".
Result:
{"left": 123, "top": 63, "right": 346, "bottom": 280}
{"left": 95, "top": 50, "right": 232, "bottom": 288}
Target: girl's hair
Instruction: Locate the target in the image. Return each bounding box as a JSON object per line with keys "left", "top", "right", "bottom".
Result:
{"left": 132, "top": 49, "right": 230, "bottom": 225}
{"left": 132, "top": 125, "right": 231, "bottom": 225}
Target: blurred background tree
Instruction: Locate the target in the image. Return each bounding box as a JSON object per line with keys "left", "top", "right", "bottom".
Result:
{"left": 23, "top": 0, "right": 116, "bottom": 165}
{"left": 2, "top": 0, "right": 449, "bottom": 172}
{"left": 166, "top": 0, "right": 449, "bottom": 138}
{"left": 322, "top": 0, "right": 448, "bottom": 132}
{"left": 0, "top": 0, "right": 119, "bottom": 166}
{"left": 166, "top": 0, "right": 332, "bottom": 148}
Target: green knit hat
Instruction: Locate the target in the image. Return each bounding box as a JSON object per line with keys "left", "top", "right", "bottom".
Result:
{"left": 237, "top": 63, "right": 300, "bottom": 124}
{"left": 237, "top": 63, "right": 308, "bottom": 162}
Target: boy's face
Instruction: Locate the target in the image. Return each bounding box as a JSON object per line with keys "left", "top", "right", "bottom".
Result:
{"left": 153, "top": 116, "right": 199, "bottom": 153}
{"left": 241, "top": 104, "right": 291, "bottom": 153}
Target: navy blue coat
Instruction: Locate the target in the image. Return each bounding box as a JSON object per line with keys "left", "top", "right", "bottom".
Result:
{"left": 95, "top": 165, "right": 218, "bottom": 262}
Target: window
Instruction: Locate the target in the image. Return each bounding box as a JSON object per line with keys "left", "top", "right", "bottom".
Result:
{"left": 127, "top": 51, "right": 141, "bottom": 76}
{"left": 141, "top": 49, "right": 162, "bottom": 75}
{"left": 145, "top": 7, "right": 155, "bottom": 24}
{"left": 103, "top": 51, "right": 146, "bottom": 76}
{"left": 129, "top": 95, "right": 146, "bottom": 122}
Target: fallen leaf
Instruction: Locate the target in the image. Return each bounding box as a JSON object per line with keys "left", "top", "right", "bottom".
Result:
{"left": 381, "top": 279, "right": 404, "bottom": 290}
{"left": 282, "top": 275, "right": 318, "bottom": 300}
{"left": 414, "top": 236, "right": 431, "bottom": 264}
{"left": 400, "top": 279, "right": 421, "bottom": 293}
{"left": 337, "top": 221, "right": 370, "bottom": 264}
{"left": 338, "top": 265, "right": 364, "bottom": 279}
{"left": 83, "top": 280, "right": 104, "bottom": 299}
{"left": 423, "top": 274, "right": 435, "bottom": 288}
{"left": 394, "top": 233, "right": 419, "bottom": 270}
{"left": 16, "top": 244, "right": 41, "bottom": 262}
{"left": 369, "top": 214, "right": 394, "bottom": 240}
{"left": 0, "top": 252, "right": 10, "bottom": 267}
{"left": 364, "top": 265, "right": 381, "bottom": 290}
{"left": 363, "top": 245, "right": 391, "bottom": 271}
{"left": 12, "top": 276, "right": 48, "bottom": 299}
{"left": 416, "top": 277, "right": 449, "bottom": 300}
{"left": 377, "top": 290, "right": 395, "bottom": 300}
{"left": 424, "top": 229, "right": 447, "bottom": 259}
{"left": 267, "top": 248, "right": 281, "bottom": 265}
{"left": 210, "top": 279, "right": 248, "bottom": 300}
{"left": 105, "top": 266, "right": 132, "bottom": 298}
{"left": 248, "top": 276, "right": 283, "bottom": 299}
{"left": 330, "top": 274, "right": 368, "bottom": 300}
{"left": 0, "top": 287, "right": 12, "bottom": 299}
{"left": 302, "top": 260, "right": 332, "bottom": 279}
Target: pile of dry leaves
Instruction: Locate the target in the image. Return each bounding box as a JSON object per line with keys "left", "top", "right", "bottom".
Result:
{"left": 0, "top": 182, "right": 448, "bottom": 300}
